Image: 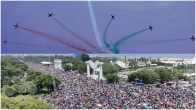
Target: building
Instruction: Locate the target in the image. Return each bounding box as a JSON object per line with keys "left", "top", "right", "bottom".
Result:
{"left": 137, "top": 61, "right": 146, "bottom": 67}
{"left": 54, "top": 59, "right": 63, "bottom": 70}
{"left": 40, "top": 61, "right": 52, "bottom": 66}
{"left": 86, "top": 60, "right": 105, "bottom": 80}
{"left": 160, "top": 57, "right": 196, "bottom": 65}
{"left": 115, "top": 60, "right": 129, "bottom": 69}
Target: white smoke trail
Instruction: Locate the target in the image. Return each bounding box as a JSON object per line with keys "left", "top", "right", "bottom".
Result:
{"left": 87, "top": 1, "right": 103, "bottom": 49}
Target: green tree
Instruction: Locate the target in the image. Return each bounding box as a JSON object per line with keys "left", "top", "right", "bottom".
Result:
{"left": 154, "top": 68, "right": 174, "bottom": 83}
{"left": 103, "top": 62, "right": 120, "bottom": 76}
{"left": 141, "top": 70, "right": 160, "bottom": 84}
{"left": 173, "top": 69, "right": 189, "bottom": 81}
{"left": 62, "top": 56, "right": 87, "bottom": 74}
{"left": 72, "top": 62, "right": 87, "bottom": 74}
{"left": 26, "top": 71, "right": 42, "bottom": 81}
{"left": 32, "top": 74, "right": 60, "bottom": 93}
{"left": 102, "top": 62, "right": 121, "bottom": 83}
{"left": 1, "top": 58, "right": 26, "bottom": 87}
{"left": 105, "top": 73, "right": 119, "bottom": 83}
{"left": 26, "top": 71, "right": 61, "bottom": 93}
{"left": 2, "top": 85, "right": 18, "bottom": 97}
{"left": 1, "top": 95, "right": 52, "bottom": 109}
{"left": 41, "top": 75, "right": 61, "bottom": 93}
{"left": 63, "top": 56, "right": 80, "bottom": 64}
{"left": 12, "top": 82, "right": 37, "bottom": 95}
{"left": 63, "top": 64, "right": 72, "bottom": 71}
{"left": 80, "top": 53, "right": 90, "bottom": 62}
{"left": 128, "top": 72, "right": 138, "bottom": 82}
{"left": 128, "top": 69, "right": 160, "bottom": 84}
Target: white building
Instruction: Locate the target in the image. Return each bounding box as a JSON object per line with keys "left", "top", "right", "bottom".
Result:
{"left": 86, "top": 60, "right": 105, "bottom": 80}
{"left": 40, "top": 61, "right": 52, "bottom": 66}
{"left": 137, "top": 61, "right": 146, "bottom": 67}
{"left": 183, "top": 57, "right": 196, "bottom": 64}
{"left": 54, "top": 59, "right": 63, "bottom": 70}
{"left": 160, "top": 57, "right": 196, "bottom": 65}
{"left": 115, "top": 60, "right": 129, "bottom": 69}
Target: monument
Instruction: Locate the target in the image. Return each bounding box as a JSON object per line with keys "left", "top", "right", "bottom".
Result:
{"left": 85, "top": 60, "right": 105, "bottom": 80}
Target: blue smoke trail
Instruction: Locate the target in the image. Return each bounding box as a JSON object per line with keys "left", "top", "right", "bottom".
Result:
{"left": 110, "top": 27, "right": 150, "bottom": 53}
{"left": 114, "top": 28, "right": 149, "bottom": 47}
{"left": 102, "top": 17, "right": 113, "bottom": 50}
{"left": 87, "top": 2, "right": 151, "bottom": 54}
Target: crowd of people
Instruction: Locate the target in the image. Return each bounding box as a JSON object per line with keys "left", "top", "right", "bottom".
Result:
{"left": 43, "top": 70, "right": 195, "bottom": 109}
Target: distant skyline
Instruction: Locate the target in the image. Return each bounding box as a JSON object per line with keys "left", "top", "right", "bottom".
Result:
{"left": 2, "top": 53, "right": 195, "bottom": 59}
{"left": 1, "top": 1, "right": 195, "bottom": 54}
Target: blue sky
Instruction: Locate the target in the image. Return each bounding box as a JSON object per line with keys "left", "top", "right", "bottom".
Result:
{"left": 1, "top": 1, "right": 195, "bottom": 54}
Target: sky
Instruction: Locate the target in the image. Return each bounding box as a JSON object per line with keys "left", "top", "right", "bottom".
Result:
{"left": 1, "top": 1, "right": 195, "bottom": 54}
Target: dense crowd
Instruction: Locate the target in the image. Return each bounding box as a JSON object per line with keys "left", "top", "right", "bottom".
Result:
{"left": 43, "top": 70, "right": 195, "bottom": 109}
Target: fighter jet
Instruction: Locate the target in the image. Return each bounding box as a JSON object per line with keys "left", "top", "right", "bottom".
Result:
{"left": 190, "top": 35, "right": 195, "bottom": 41}
{"left": 111, "top": 14, "right": 115, "bottom": 19}
{"left": 13, "top": 24, "right": 19, "bottom": 29}
{"left": 148, "top": 25, "right": 153, "bottom": 31}
{"left": 48, "top": 12, "right": 53, "bottom": 17}
{"left": 2, "top": 40, "right": 7, "bottom": 44}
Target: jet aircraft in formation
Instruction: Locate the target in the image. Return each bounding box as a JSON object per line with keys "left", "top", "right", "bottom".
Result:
{"left": 13, "top": 24, "right": 19, "bottom": 29}
{"left": 190, "top": 35, "right": 195, "bottom": 41}
{"left": 48, "top": 12, "right": 54, "bottom": 17}
{"left": 12, "top": 12, "right": 194, "bottom": 53}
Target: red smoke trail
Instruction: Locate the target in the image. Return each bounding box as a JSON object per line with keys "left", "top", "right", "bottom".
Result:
{"left": 3, "top": 40, "right": 51, "bottom": 49}
{"left": 53, "top": 17, "right": 98, "bottom": 51}
{"left": 17, "top": 25, "right": 91, "bottom": 53}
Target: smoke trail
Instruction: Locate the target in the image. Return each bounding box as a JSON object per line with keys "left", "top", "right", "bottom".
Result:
{"left": 114, "top": 27, "right": 149, "bottom": 48}
{"left": 87, "top": 1, "right": 103, "bottom": 49}
{"left": 3, "top": 40, "right": 51, "bottom": 49}
{"left": 2, "top": 40, "right": 54, "bottom": 53}
{"left": 106, "top": 27, "right": 151, "bottom": 54}
{"left": 102, "top": 16, "right": 114, "bottom": 50}
{"left": 52, "top": 17, "right": 98, "bottom": 50}
{"left": 17, "top": 25, "right": 91, "bottom": 53}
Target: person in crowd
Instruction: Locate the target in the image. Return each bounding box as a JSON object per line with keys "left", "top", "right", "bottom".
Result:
{"left": 43, "top": 70, "right": 195, "bottom": 109}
